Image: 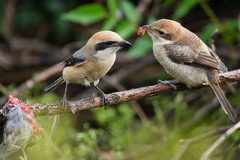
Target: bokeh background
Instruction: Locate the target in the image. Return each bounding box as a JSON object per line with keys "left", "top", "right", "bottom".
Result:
{"left": 0, "top": 0, "right": 240, "bottom": 159}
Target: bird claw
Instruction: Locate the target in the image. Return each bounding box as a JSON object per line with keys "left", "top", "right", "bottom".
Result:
{"left": 69, "top": 103, "right": 77, "bottom": 114}
{"left": 101, "top": 95, "right": 110, "bottom": 109}
{"left": 92, "top": 84, "right": 110, "bottom": 109}
{"left": 63, "top": 100, "right": 77, "bottom": 113}
{"left": 158, "top": 79, "right": 178, "bottom": 90}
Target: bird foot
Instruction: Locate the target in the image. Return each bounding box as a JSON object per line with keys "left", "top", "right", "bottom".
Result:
{"left": 69, "top": 103, "right": 77, "bottom": 114}
{"left": 100, "top": 94, "right": 110, "bottom": 109}
{"left": 63, "top": 100, "right": 77, "bottom": 114}
{"left": 157, "top": 79, "right": 179, "bottom": 90}
{"left": 92, "top": 84, "right": 110, "bottom": 109}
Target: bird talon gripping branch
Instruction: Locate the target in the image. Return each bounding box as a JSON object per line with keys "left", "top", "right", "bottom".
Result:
{"left": 102, "top": 96, "right": 110, "bottom": 108}
{"left": 158, "top": 80, "right": 178, "bottom": 90}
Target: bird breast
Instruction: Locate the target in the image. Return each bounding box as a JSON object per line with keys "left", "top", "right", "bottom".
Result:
{"left": 153, "top": 45, "right": 208, "bottom": 88}
{"left": 62, "top": 54, "right": 116, "bottom": 85}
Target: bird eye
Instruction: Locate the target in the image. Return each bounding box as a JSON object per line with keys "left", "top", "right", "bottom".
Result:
{"left": 158, "top": 30, "right": 165, "bottom": 35}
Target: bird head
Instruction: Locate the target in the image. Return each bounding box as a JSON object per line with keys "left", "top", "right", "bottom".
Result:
{"left": 138, "top": 19, "right": 184, "bottom": 45}
{"left": 85, "top": 31, "right": 131, "bottom": 59}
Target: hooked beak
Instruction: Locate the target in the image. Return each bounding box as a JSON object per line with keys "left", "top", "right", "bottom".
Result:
{"left": 141, "top": 25, "right": 154, "bottom": 33}
{"left": 119, "top": 40, "right": 132, "bottom": 48}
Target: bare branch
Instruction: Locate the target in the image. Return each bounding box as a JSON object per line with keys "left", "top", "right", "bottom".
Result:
{"left": 0, "top": 64, "right": 64, "bottom": 105}
{"left": 200, "top": 122, "right": 240, "bottom": 160}
{"left": 172, "top": 126, "right": 232, "bottom": 160}
{"left": 33, "top": 69, "right": 240, "bottom": 116}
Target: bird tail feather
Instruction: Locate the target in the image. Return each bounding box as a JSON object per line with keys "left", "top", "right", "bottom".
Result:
{"left": 209, "top": 82, "right": 237, "bottom": 122}
{"left": 45, "top": 77, "right": 65, "bottom": 92}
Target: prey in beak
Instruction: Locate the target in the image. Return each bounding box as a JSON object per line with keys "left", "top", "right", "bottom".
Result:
{"left": 137, "top": 25, "right": 154, "bottom": 36}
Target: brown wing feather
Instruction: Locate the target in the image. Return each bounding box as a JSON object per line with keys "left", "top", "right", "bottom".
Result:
{"left": 208, "top": 48, "right": 228, "bottom": 72}
{"left": 193, "top": 50, "right": 219, "bottom": 70}
{"left": 165, "top": 45, "right": 197, "bottom": 64}
{"left": 164, "top": 45, "right": 219, "bottom": 70}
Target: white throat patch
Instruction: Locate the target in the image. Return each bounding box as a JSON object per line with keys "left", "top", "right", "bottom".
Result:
{"left": 148, "top": 33, "right": 173, "bottom": 45}
{"left": 94, "top": 47, "right": 119, "bottom": 60}
{"left": 155, "top": 38, "right": 173, "bottom": 45}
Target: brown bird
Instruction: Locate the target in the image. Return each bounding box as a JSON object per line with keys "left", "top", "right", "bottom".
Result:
{"left": 138, "top": 19, "right": 237, "bottom": 122}
{"left": 45, "top": 31, "right": 131, "bottom": 108}
{"left": 45, "top": 31, "right": 131, "bottom": 137}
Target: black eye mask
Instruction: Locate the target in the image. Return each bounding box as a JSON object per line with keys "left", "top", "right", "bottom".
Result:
{"left": 95, "top": 41, "right": 117, "bottom": 51}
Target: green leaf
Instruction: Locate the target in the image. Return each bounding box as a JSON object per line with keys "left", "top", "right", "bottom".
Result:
{"left": 101, "top": 16, "right": 118, "bottom": 30}
{"left": 121, "top": 1, "right": 140, "bottom": 24}
{"left": 127, "top": 37, "right": 152, "bottom": 58}
{"left": 61, "top": 3, "right": 107, "bottom": 25}
{"left": 172, "top": 0, "right": 197, "bottom": 20}
{"left": 107, "top": 0, "right": 119, "bottom": 16}
{"left": 200, "top": 24, "right": 216, "bottom": 42}
{"left": 115, "top": 21, "right": 136, "bottom": 39}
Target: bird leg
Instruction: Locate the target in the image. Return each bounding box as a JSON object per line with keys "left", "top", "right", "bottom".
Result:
{"left": 157, "top": 79, "right": 180, "bottom": 90}
{"left": 83, "top": 77, "right": 91, "bottom": 87}
{"left": 92, "top": 84, "right": 110, "bottom": 108}
{"left": 62, "top": 81, "right": 76, "bottom": 114}
{"left": 62, "top": 81, "right": 69, "bottom": 109}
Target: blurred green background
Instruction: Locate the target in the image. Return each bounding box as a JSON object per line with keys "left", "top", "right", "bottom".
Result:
{"left": 0, "top": 0, "right": 240, "bottom": 159}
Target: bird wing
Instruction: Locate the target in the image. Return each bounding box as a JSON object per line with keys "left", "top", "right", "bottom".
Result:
{"left": 164, "top": 44, "right": 220, "bottom": 70}
{"left": 64, "top": 56, "right": 87, "bottom": 67}
{"left": 208, "top": 48, "right": 228, "bottom": 72}
{"left": 64, "top": 48, "right": 87, "bottom": 67}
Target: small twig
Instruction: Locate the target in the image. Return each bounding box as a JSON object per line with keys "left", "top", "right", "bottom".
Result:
{"left": 179, "top": 97, "right": 219, "bottom": 132}
{"left": 172, "top": 126, "right": 232, "bottom": 160}
{"left": 200, "top": 122, "right": 240, "bottom": 160}
{"left": 0, "top": 63, "right": 64, "bottom": 105}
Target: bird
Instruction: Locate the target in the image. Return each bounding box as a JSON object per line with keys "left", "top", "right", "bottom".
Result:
{"left": 45, "top": 31, "right": 131, "bottom": 138}
{"left": 138, "top": 19, "right": 237, "bottom": 122}
{"left": 45, "top": 31, "right": 131, "bottom": 108}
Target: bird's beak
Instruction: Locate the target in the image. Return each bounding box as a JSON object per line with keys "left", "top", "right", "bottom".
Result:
{"left": 141, "top": 25, "right": 154, "bottom": 33}
{"left": 119, "top": 40, "right": 132, "bottom": 48}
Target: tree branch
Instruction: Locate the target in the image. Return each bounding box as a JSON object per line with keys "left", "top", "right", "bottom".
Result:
{"left": 33, "top": 69, "right": 240, "bottom": 116}
{"left": 200, "top": 122, "right": 240, "bottom": 160}
{"left": 172, "top": 125, "right": 232, "bottom": 160}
